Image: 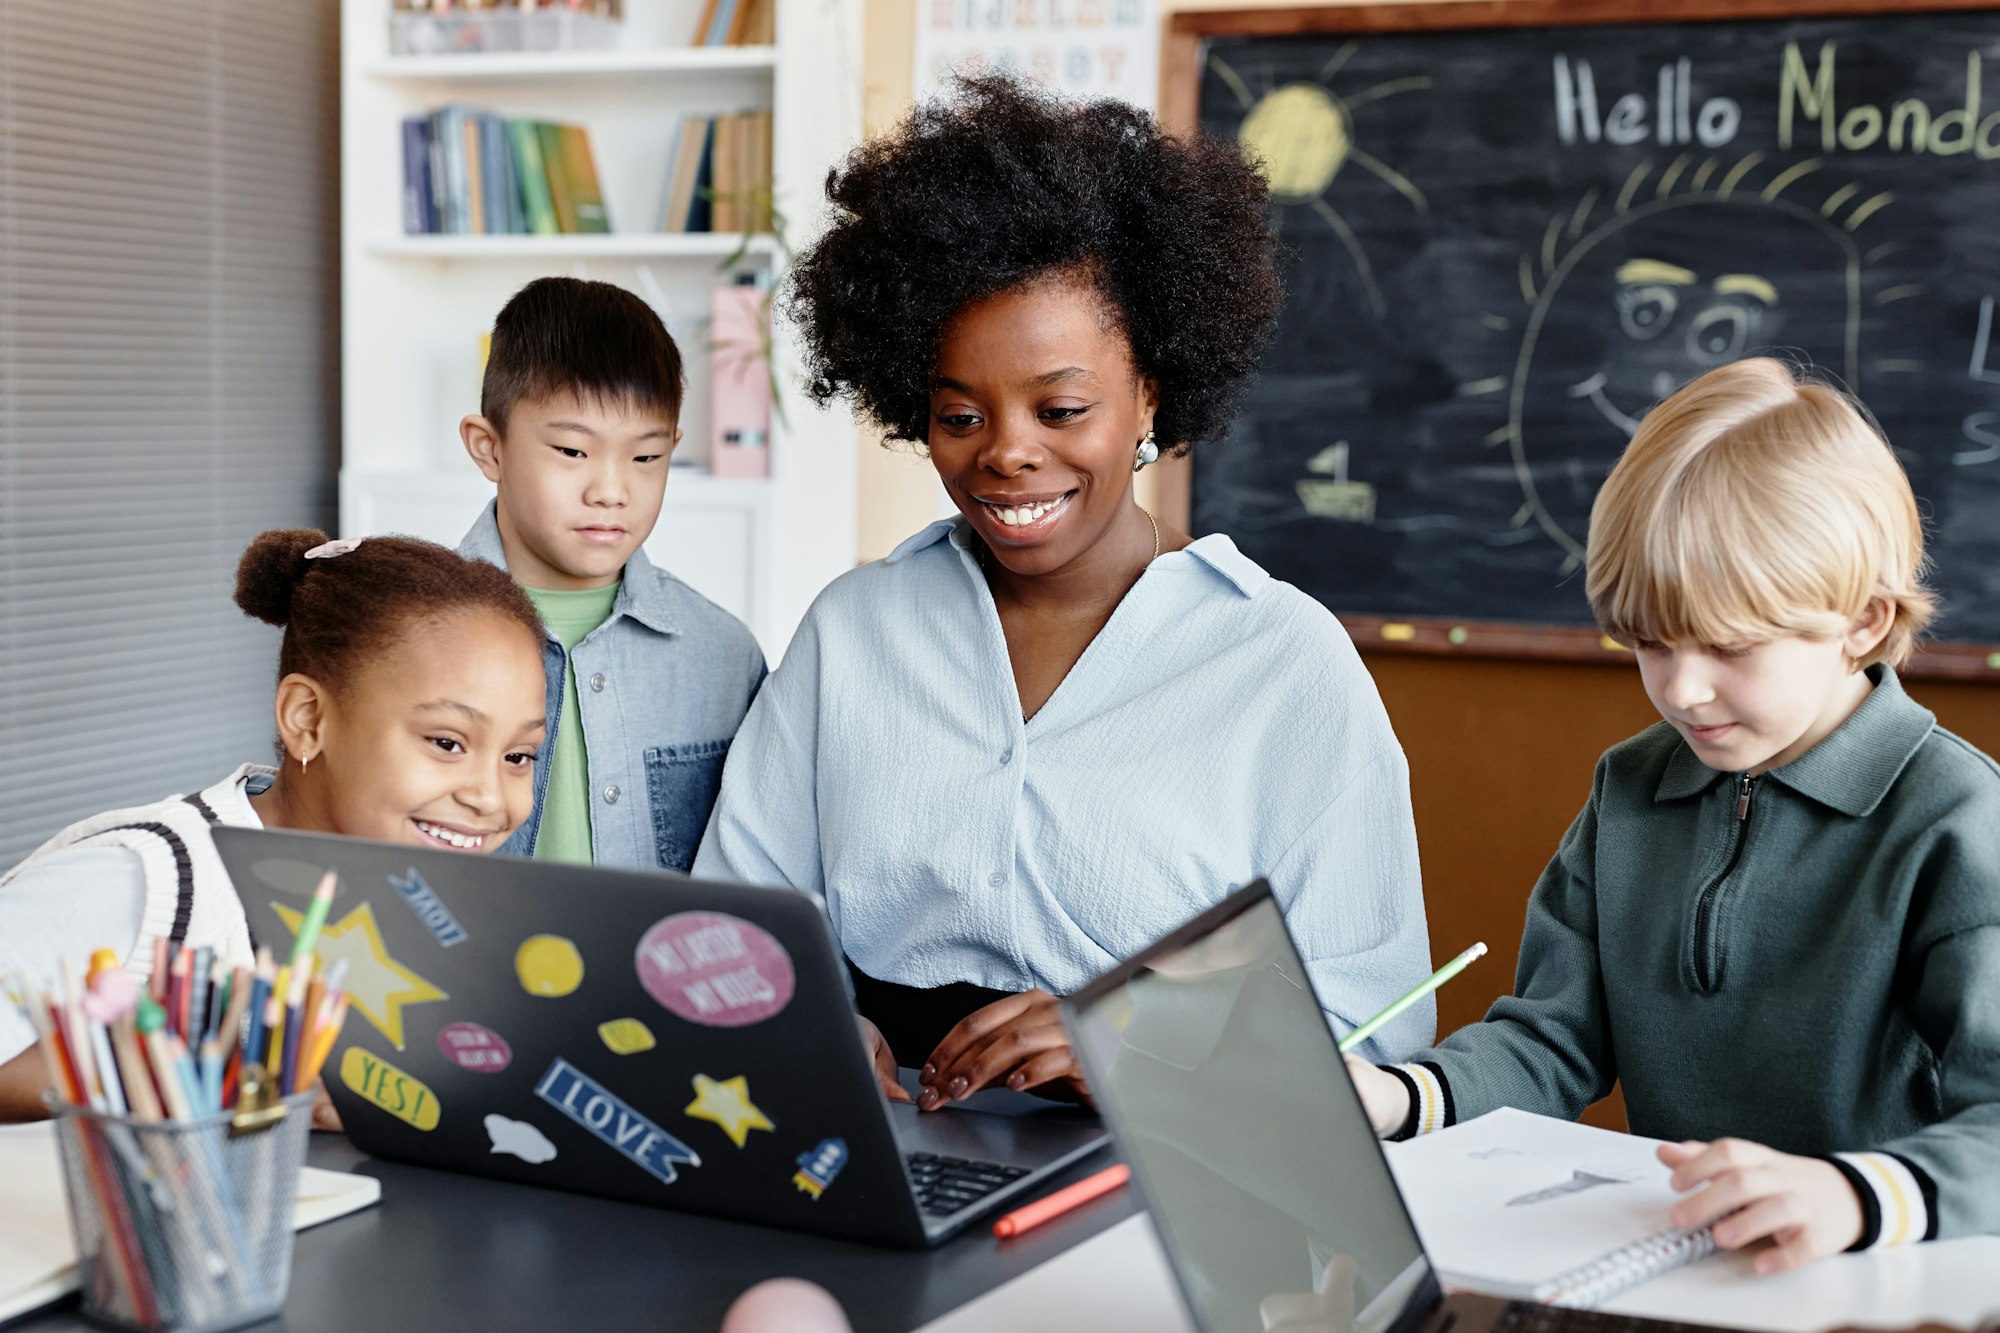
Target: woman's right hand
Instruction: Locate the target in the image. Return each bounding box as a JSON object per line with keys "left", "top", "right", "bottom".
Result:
{"left": 859, "top": 1016, "right": 912, "bottom": 1103}
{"left": 1343, "top": 1056, "right": 1410, "bottom": 1137}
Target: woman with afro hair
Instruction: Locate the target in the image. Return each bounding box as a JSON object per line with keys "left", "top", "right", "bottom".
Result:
{"left": 694, "top": 74, "right": 1432, "bottom": 1108}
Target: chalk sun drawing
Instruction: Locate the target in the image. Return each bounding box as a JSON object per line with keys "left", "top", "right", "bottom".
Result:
{"left": 1212, "top": 42, "right": 1431, "bottom": 320}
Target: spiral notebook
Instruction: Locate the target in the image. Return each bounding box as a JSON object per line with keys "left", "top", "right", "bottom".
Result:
{"left": 1384, "top": 1107, "right": 1717, "bottom": 1308}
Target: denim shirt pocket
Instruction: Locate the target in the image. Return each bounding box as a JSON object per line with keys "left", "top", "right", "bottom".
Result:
{"left": 644, "top": 738, "right": 733, "bottom": 872}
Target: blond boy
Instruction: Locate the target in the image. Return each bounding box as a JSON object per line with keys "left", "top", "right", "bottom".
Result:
{"left": 1349, "top": 358, "right": 2000, "bottom": 1270}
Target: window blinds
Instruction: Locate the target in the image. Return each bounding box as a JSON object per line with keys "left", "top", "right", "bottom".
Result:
{"left": 0, "top": 0, "right": 337, "bottom": 865}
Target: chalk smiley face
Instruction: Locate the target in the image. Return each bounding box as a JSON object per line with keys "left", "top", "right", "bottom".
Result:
{"left": 1508, "top": 188, "right": 1865, "bottom": 561}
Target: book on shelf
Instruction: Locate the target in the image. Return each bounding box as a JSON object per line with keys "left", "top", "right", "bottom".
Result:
{"left": 655, "top": 111, "right": 772, "bottom": 235}
{"left": 688, "top": 0, "right": 772, "bottom": 46}
{"left": 400, "top": 110, "right": 611, "bottom": 236}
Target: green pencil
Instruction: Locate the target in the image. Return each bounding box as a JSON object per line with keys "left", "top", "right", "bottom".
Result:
{"left": 1338, "top": 941, "right": 1488, "bottom": 1054}
{"left": 289, "top": 871, "right": 337, "bottom": 968}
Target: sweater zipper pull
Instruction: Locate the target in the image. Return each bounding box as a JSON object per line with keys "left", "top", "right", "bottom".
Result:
{"left": 1736, "top": 774, "right": 1755, "bottom": 821}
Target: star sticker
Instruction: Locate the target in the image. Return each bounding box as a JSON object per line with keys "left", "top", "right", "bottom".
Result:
{"left": 272, "top": 900, "right": 447, "bottom": 1050}
{"left": 683, "top": 1074, "right": 774, "bottom": 1148}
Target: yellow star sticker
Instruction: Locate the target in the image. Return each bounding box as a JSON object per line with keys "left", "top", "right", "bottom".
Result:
{"left": 684, "top": 1074, "right": 774, "bottom": 1149}
{"left": 272, "top": 900, "right": 446, "bottom": 1050}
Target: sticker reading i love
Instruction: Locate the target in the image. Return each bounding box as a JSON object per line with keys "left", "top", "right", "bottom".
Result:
{"left": 636, "top": 911, "right": 794, "bottom": 1028}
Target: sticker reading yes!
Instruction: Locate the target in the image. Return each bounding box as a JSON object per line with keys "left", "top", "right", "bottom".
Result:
{"left": 341, "top": 1047, "right": 441, "bottom": 1130}
{"left": 636, "top": 911, "right": 794, "bottom": 1027}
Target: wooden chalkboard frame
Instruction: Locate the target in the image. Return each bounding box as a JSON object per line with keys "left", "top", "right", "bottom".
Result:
{"left": 1157, "top": 0, "right": 2000, "bottom": 681}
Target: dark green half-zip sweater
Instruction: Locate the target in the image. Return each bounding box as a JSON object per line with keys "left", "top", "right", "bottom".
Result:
{"left": 1387, "top": 665, "right": 2000, "bottom": 1250}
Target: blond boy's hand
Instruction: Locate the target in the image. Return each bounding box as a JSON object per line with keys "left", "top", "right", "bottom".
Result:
{"left": 1659, "top": 1138, "right": 1862, "bottom": 1274}
{"left": 1342, "top": 1056, "right": 1411, "bottom": 1137}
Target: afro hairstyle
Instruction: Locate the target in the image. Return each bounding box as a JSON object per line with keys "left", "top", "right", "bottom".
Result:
{"left": 783, "top": 73, "right": 1282, "bottom": 455}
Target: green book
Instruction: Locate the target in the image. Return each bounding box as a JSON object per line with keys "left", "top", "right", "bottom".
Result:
{"left": 558, "top": 123, "right": 611, "bottom": 234}
{"left": 510, "top": 120, "right": 558, "bottom": 236}
{"left": 537, "top": 121, "right": 579, "bottom": 233}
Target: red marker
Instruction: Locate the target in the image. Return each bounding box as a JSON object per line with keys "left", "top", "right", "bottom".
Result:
{"left": 992, "top": 1164, "right": 1130, "bottom": 1238}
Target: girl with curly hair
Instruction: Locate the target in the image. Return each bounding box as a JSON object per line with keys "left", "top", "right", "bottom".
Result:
{"left": 0, "top": 530, "right": 548, "bottom": 1120}
{"left": 695, "top": 74, "right": 1432, "bottom": 1108}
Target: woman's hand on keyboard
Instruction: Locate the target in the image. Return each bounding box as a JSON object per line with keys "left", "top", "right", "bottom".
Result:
{"left": 917, "top": 989, "right": 1092, "bottom": 1111}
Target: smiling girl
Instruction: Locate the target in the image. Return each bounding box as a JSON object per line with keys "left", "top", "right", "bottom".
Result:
{"left": 695, "top": 74, "right": 1435, "bottom": 1108}
{"left": 0, "top": 528, "right": 547, "bottom": 1118}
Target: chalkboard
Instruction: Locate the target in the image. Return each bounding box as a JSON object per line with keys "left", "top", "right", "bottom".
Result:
{"left": 1171, "top": 0, "right": 2000, "bottom": 676}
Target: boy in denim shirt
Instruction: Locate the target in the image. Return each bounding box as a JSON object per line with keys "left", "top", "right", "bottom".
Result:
{"left": 1347, "top": 359, "right": 2000, "bottom": 1271}
{"left": 459, "top": 277, "right": 765, "bottom": 870}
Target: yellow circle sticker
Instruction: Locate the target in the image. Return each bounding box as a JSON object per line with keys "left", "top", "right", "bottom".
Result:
{"left": 515, "top": 934, "right": 585, "bottom": 998}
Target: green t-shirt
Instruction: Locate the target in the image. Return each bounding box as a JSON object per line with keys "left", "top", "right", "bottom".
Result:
{"left": 521, "top": 582, "right": 621, "bottom": 864}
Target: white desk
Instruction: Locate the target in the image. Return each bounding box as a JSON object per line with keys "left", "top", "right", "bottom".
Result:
{"left": 919, "top": 1213, "right": 2000, "bottom": 1333}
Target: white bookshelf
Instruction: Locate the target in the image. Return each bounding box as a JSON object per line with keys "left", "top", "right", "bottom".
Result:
{"left": 340, "top": 0, "right": 862, "bottom": 660}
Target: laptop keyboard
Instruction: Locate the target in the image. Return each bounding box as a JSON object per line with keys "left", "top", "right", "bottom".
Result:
{"left": 905, "top": 1151, "right": 1031, "bottom": 1216}
{"left": 1492, "top": 1302, "right": 1734, "bottom": 1333}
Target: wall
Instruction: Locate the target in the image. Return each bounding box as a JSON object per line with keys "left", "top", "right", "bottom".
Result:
{"left": 854, "top": 3, "right": 2000, "bottom": 1117}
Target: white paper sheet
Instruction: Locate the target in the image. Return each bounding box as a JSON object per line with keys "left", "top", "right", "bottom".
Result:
{"left": 1384, "top": 1107, "right": 1697, "bottom": 1300}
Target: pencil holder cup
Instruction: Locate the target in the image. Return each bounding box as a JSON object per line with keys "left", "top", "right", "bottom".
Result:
{"left": 46, "top": 1093, "right": 316, "bottom": 1333}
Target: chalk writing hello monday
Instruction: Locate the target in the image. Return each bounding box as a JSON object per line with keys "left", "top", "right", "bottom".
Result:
{"left": 1555, "top": 43, "right": 2000, "bottom": 159}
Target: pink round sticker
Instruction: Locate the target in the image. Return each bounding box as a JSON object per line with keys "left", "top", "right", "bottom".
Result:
{"left": 438, "top": 1022, "right": 512, "bottom": 1073}
{"left": 636, "top": 911, "right": 795, "bottom": 1028}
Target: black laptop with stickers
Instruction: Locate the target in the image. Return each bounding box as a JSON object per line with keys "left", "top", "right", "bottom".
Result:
{"left": 217, "top": 825, "right": 1107, "bottom": 1248}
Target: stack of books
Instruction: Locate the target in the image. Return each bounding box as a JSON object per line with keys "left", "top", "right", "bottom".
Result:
{"left": 401, "top": 109, "right": 609, "bottom": 236}
{"left": 658, "top": 111, "right": 772, "bottom": 234}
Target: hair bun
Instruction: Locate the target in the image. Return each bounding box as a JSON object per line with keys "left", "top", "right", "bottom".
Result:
{"left": 234, "top": 528, "right": 328, "bottom": 627}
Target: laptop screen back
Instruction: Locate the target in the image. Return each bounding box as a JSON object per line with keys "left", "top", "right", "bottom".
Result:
{"left": 1067, "top": 889, "right": 1433, "bottom": 1333}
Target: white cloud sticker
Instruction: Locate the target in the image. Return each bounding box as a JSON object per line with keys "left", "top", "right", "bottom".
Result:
{"left": 484, "top": 1113, "right": 557, "bottom": 1164}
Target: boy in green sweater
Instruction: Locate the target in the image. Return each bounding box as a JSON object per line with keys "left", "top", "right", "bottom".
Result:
{"left": 1347, "top": 358, "right": 2000, "bottom": 1272}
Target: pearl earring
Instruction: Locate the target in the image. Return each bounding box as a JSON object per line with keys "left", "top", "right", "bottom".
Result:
{"left": 298, "top": 752, "right": 311, "bottom": 772}
{"left": 1133, "top": 430, "right": 1159, "bottom": 472}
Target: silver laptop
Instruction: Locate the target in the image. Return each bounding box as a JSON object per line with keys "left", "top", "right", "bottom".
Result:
{"left": 1063, "top": 881, "right": 1741, "bottom": 1333}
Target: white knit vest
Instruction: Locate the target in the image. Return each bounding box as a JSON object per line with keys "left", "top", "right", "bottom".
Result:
{"left": 0, "top": 765, "right": 270, "bottom": 986}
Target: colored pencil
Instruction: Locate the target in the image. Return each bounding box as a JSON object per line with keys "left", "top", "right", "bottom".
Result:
{"left": 167, "top": 952, "right": 190, "bottom": 1043}
{"left": 242, "top": 950, "right": 274, "bottom": 1074}
{"left": 992, "top": 1164, "right": 1130, "bottom": 1238}
{"left": 279, "top": 960, "right": 311, "bottom": 1095}
{"left": 1339, "top": 942, "right": 1489, "bottom": 1055}
{"left": 289, "top": 871, "right": 337, "bottom": 968}
{"left": 149, "top": 939, "right": 169, "bottom": 1005}
{"left": 59, "top": 961, "right": 104, "bottom": 1112}
{"left": 136, "top": 998, "right": 191, "bottom": 1121}
{"left": 89, "top": 1021, "right": 127, "bottom": 1116}
{"left": 299, "top": 993, "right": 349, "bottom": 1090}
{"left": 110, "top": 1014, "right": 163, "bottom": 1122}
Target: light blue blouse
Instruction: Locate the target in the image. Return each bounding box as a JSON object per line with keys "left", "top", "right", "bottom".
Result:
{"left": 692, "top": 519, "right": 1435, "bottom": 1062}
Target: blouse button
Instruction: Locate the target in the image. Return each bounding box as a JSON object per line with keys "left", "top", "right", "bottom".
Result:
{"left": 999, "top": 746, "right": 1014, "bottom": 765}
{"left": 603, "top": 785, "right": 622, "bottom": 805}
{"left": 589, "top": 672, "right": 607, "bottom": 693}
{"left": 988, "top": 871, "right": 1006, "bottom": 887}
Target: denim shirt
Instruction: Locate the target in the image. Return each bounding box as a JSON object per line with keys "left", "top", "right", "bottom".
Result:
{"left": 459, "top": 501, "right": 767, "bottom": 870}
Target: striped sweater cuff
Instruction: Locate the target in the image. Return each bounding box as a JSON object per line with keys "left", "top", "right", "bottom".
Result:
{"left": 1828, "top": 1152, "right": 1939, "bottom": 1250}
{"left": 1388, "top": 1062, "right": 1454, "bottom": 1139}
